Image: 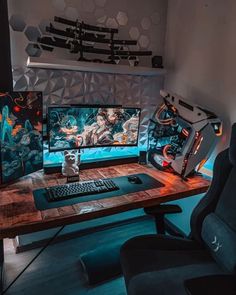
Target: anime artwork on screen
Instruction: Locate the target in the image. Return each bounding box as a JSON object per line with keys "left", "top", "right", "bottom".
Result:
{"left": 48, "top": 107, "right": 141, "bottom": 151}
{"left": 0, "top": 92, "right": 43, "bottom": 184}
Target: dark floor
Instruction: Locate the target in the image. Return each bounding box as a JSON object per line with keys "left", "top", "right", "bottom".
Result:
{"left": 4, "top": 218, "right": 155, "bottom": 295}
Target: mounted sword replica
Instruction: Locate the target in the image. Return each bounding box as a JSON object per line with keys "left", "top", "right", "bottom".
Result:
{"left": 37, "top": 16, "right": 152, "bottom": 65}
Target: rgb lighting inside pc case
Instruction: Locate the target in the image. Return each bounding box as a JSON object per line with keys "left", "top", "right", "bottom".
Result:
{"left": 0, "top": 91, "right": 43, "bottom": 185}
{"left": 48, "top": 106, "right": 141, "bottom": 152}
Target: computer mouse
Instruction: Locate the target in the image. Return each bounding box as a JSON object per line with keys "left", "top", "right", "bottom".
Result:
{"left": 128, "top": 175, "right": 143, "bottom": 184}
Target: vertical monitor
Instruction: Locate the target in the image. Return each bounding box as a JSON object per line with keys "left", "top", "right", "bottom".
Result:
{"left": 0, "top": 91, "right": 43, "bottom": 185}
{"left": 48, "top": 106, "right": 141, "bottom": 152}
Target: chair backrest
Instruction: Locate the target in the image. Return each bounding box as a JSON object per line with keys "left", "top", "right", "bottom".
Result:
{"left": 190, "top": 123, "right": 236, "bottom": 273}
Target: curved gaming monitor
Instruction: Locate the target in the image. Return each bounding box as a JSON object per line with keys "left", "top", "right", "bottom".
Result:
{"left": 47, "top": 106, "right": 141, "bottom": 152}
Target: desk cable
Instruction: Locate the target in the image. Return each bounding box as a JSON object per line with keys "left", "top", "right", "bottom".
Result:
{"left": 1, "top": 225, "right": 65, "bottom": 295}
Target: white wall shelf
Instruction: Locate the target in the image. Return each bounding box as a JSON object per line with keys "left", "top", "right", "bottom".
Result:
{"left": 27, "top": 57, "right": 167, "bottom": 77}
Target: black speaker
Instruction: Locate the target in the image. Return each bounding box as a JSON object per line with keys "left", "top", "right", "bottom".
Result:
{"left": 139, "top": 151, "right": 147, "bottom": 165}
{"left": 152, "top": 55, "right": 163, "bottom": 68}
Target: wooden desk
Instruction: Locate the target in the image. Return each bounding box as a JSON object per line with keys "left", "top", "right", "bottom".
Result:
{"left": 0, "top": 163, "right": 210, "bottom": 291}
{"left": 0, "top": 163, "right": 210, "bottom": 240}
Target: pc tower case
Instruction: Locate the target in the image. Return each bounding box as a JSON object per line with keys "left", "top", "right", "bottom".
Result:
{"left": 148, "top": 90, "right": 222, "bottom": 178}
{"left": 0, "top": 91, "right": 43, "bottom": 185}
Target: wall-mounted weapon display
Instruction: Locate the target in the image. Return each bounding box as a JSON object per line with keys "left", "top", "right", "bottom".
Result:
{"left": 37, "top": 16, "right": 152, "bottom": 65}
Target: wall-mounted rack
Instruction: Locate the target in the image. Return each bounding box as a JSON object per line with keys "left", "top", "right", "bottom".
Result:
{"left": 37, "top": 16, "right": 152, "bottom": 65}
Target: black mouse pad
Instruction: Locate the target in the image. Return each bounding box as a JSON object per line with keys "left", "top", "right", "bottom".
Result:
{"left": 33, "top": 173, "right": 165, "bottom": 211}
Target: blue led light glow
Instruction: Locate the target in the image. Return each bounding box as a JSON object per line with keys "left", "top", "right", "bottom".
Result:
{"left": 43, "top": 143, "right": 141, "bottom": 165}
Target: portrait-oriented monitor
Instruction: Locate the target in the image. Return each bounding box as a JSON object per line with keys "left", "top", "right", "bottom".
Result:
{"left": 48, "top": 106, "right": 141, "bottom": 152}
{"left": 0, "top": 91, "right": 43, "bottom": 185}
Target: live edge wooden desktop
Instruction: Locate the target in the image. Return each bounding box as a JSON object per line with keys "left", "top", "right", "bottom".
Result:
{"left": 0, "top": 163, "right": 210, "bottom": 290}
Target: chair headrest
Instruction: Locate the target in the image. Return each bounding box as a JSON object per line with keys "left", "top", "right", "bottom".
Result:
{"left": 229, "top": 123, "right": 236, "bottom": 166}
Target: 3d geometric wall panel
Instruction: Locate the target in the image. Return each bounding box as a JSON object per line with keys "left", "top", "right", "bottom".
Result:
{"left": 13, "top": 66, "right": 164, "bottom": 149}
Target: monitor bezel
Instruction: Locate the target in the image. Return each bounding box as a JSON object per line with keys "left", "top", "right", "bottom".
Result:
{"left": 0, "top": 91, "right": 44, "bottom": 186}
{"left": 47, "top": 104, "right": 141, "bottom": 152}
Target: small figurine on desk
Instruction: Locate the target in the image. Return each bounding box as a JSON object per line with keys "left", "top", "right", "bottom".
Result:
{"left": 62, "top": 150, "right": 81, "bottom": 183}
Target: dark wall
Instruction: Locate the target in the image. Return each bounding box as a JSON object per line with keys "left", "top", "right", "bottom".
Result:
{"left": 0, "top": 0, "right": 13, "bottom": 91}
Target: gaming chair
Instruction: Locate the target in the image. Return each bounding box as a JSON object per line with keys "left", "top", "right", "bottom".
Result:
{"left": 120, "top": 123, "right": 236, "bottom": 295}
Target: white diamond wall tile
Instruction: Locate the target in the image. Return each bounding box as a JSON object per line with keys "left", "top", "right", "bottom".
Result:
{"left": 62, "top": 71, "right": 73, "bottom": 89}
{"left": 62, "top": 94, "right": 84, "bottom": 105}
{"left": 23, "top": 68, "right": 38, "bottom": 89}
{"left": 13, "top": 67, "right": 27, "bottom": 82}
{"left": 84, "top": 72, "right": 115, "bottom": 104}
{"left": 67, "top": 86, "right": 84, "bottom": 102}
{"left": 139, "top": 105, "right": 157, "bottom": 146}
{"left": 49, "top": 94, "right": 64, "bottom": 105}
{"left": 141, "top": 76, "right": 164, "bottom": 101}
{"left": 12, "top": 67, "right": 163, "bottom": 147}
{"left": 14, "top": 76, "right": 29, "bottom": 91}
{"left": 50, "top": 70, "right": 64, "bottom": 79}
{"left": 33, "top": 70, "right": 53, "bottom": 91}
{"left": 115, "top": 75, "right": 142, "bottom": 107}
{"left": 50, "top": 77, "right": 66, "bottom": 95}
{"left": 70, "top": 71, "right": 84, "bottom": 88}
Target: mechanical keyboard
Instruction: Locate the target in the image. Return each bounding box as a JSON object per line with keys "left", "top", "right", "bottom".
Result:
{"left": 45, "top": 179, "right": 119, "bottom": 202}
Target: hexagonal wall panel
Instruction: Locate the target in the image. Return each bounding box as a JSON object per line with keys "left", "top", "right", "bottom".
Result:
{"left": 95, "top": 0, "right": 107, "bottom": 7}
{"left": 129, "top": 27, "right": 140, "bottom": 40}
{"left": 139, "top": 35, "right": 150, "bottom": 48}
{"left": 9, "top": 14, "right": 26, "bottom": 32}
{"left": 25, "top": 44, "right": 42, "bottom": 57}
{"left": 141, "top": 17, "right": 151, "bottom": 30}
{"left": 106, "top": 18, "right": 118, "bottom": 29}
{"left": 116, "top": 11, "right": 128, "bottom": 26}
{"left": 52, "top": 0, "right": 66, "bottom": 11}
{"left": 82, "top": 0, "right": 95, "bottom": 13}
{"left": 65, "top": 7, "right": 79, "bottom": 20}
{"left": 25, "top": 26, "right": 41, "bottom": 42}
